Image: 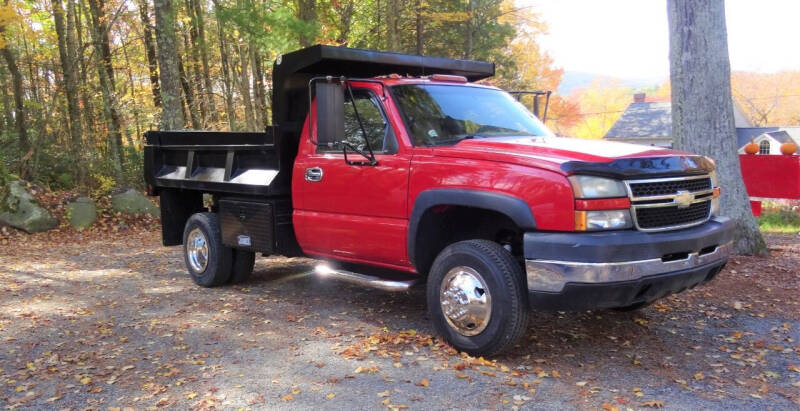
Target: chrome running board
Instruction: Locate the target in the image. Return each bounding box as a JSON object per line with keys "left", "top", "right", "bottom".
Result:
{"left": 314, "top": 264, "right": 417, "bottom": 292}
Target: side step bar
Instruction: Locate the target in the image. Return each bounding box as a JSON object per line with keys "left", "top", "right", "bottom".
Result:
{"left": 314, "top": 264, "right": 417, "bottom": 292}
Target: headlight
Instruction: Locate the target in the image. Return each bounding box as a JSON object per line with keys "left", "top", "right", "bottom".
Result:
{"left": 568, "top": 175, "right": 627, "bottom": 198}
{"left": 709, "top": 171, "right": 720, "bottom": 215}
{"left": 575, "top": 210, "right": 633, "bottom": 231}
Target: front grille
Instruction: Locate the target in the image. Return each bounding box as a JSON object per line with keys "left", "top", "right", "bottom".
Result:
{"left": 625, "top": 174, "right": 715, "bottom": 231}
{"left": 635, "top": 201, "right": 711, "bottom": 229}
{"left": 629, "top": 177, "right": 712, "bottom": 197}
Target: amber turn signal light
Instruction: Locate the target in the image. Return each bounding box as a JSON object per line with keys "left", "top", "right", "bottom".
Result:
{"left": 575, "top": 211, "right": 588, "bottom": 231}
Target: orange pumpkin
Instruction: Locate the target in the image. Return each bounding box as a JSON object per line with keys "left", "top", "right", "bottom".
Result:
{"left": 744, "top": 140, "right": 759, "bottom": 155}
{"left": 781, "top": 141, "right": 798, "bottom": 155}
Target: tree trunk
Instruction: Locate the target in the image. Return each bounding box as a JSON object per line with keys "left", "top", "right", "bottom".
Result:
{"left": 65, "top": 0, "right": 84, "bottom": 129}
{"left": 87, "top": 0, "right": 126, "bottom": 184}
{"left": 74, "top": 0, "right": 96, "bottom": 139}
{"left": 415, "top": 0, "right": 423, "bottom": 55}
{"left": 334, "top": 0, "right": 355, "bottom": 44}
{"left": 667, "top": 0, "right": 766, "bottom": 255}
{"left": 121, "top": 39, "right": 141, "bottom": 145}
{"left": 296, "top": 0, "right": 316, "bottom": 47}
{"left": 1, "top": 2, "right": 31, "bottom": 179}
{"left": 0, "top": 65, "right": 12, "bottom": 132}
{"left": 53, "top": 0, "right": 86, "bottom": 185}
{"left": 464, "top": 0, "right": 474, "bottom": 59}
{"left": 250, "top": 47, "right": 266, "bottom": 129}
{"left": 236, "top": 42, "right": 255, "bottom": 131}
{"left": 1, "top": 46, "right": 30, "bottom": 178}
{"left": 192, "top": 0, "right": 217, "bottom": 123}
{"left": 178, "top": 55, "right": 201, "bottom": 129}
{"left": 138, "top": 0, "right": 161, "bottom": 108}
{"left": 386, "top": 0, "right": 398, "bottom": 51}
{"left": 154, "top": 0, "right": 184, "bottom": 129}
{"left": 184, "top": 0, "right": 206, "bottom": 126}
{"left": 214, "top": 0, "right": 235, "bottom": 130}
{"left": 180, "top": 30, "right": 202, "bottom": 129}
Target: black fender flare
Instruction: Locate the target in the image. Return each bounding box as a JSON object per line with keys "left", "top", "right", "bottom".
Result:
{"left": 407, "top": 189, "right": 536, "bottom": 269}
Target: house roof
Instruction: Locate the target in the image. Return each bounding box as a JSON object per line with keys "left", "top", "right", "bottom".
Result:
{"left": 766, "top": 131, "right": 795, "bottom": 144}
{"left": 604, "top": 99, "right": 752, "bottom": 140}
{"left": 604, "top": 102, "right": 672, "bottom": 139}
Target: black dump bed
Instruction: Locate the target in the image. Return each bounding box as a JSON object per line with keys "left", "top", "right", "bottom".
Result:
{"left": 144, "top": 130, "right": 279, "bottom": 195}
{"left": 145, "top": 45, "right": 495, "bottom": 197}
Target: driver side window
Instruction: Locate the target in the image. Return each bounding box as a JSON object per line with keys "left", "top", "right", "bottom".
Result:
{"left": 318, "top": 90, "right": 397, "bottom": 154}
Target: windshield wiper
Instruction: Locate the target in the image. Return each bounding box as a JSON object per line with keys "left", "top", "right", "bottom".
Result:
{"left": 427, "top": 135, "right": 485, "bottom": 146}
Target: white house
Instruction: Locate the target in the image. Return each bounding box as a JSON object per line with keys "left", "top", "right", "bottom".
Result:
{"left": 736, "top": 128, "right": 800, "bottom": 155}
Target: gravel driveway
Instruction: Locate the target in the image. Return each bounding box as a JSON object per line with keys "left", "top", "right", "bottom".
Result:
{"left": 1, "top": 230, "right": 798, "bottom": 410}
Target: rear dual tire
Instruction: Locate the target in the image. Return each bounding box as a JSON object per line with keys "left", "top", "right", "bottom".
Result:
{"left": 612, "top": 301, "right": 651, "bottom": 312}
{"left": 229, "top": 249, "right": 255, "bottom": 284}
{"left": 183, "top": 212, "right": 254, "bottom": 287}
{"left": 427, "top": 240, "right": 529, "bottom": 357}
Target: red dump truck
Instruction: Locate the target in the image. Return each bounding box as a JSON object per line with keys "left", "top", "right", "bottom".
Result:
{"left": 145, "top": 45, "right": 733, "bottom": 355}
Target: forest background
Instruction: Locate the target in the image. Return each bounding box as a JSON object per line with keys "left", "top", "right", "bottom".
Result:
{"left": 0, "top": 0, "right": 798, "bottom": 192}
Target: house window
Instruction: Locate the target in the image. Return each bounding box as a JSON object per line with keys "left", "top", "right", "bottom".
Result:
{"left": 759, "top": 140, "right": 770, "bottom": 155}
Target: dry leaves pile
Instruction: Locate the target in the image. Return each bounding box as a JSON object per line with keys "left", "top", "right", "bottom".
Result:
{"left": 0, "top": 187, "right": 798, "bottom": 409}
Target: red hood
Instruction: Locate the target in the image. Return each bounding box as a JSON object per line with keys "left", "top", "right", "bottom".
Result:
{"left": 429, "top": 136, "right": 691, "bottom": 175}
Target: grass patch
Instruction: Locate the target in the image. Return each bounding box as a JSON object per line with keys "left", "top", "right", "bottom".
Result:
{"left": 758, "top": 209, "right": 800, "bottom": 233}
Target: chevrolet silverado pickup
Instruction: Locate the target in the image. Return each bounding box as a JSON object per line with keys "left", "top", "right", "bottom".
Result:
{"left": 144, "top": 45, "right": 734, "bottom": 356}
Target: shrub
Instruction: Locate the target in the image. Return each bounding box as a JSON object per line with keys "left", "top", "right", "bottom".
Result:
{"left": 758, "top": 209, "right": 800, "bottom": 234}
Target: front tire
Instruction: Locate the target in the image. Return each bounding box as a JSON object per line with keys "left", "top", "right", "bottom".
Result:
{"left": 183, "top": 213, "right": 232, "bottom": 287}
{"left": 427, "top": 240, "right": 529, "bottom": 356}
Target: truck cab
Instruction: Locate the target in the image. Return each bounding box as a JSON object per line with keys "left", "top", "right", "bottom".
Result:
{"left": 145, "top": 45, "right": 733, "bottom": 356}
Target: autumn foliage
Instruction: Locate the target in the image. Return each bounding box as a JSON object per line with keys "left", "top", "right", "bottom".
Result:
{"left": 732, "top": 71, "right": 800, "bottom": 126}
{"left": 0, "top": 0, "right": 571, "bottom": 192}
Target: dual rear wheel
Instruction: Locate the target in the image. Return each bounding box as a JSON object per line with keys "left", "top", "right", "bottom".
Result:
{"left": 183, "top": 212, "right": 255, "bottom": 287}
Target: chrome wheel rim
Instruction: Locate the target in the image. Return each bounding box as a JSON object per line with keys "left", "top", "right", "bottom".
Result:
{"left": 186, "top": 228, "right": 209, "bottom": 273}
{"left": 439, "top": 266, "right": 492, "bottom": 336}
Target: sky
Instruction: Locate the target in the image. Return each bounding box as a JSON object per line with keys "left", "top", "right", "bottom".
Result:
{"left": 524, "top": 0, "right": 800, "bottom": 80}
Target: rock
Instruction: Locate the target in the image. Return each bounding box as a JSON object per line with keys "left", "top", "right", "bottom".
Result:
{"left": 67, "top": 197, "right": 97, "bottom": 230}
{"left": 111, "top": 188, "right": 159, "bottom": 217}
{"left": 0, "top": 180, "right": 58, "bottom": 233}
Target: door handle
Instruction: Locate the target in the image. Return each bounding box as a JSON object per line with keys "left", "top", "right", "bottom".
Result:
{"left": 305, "top": 167, "right": 323, "bottom": 182}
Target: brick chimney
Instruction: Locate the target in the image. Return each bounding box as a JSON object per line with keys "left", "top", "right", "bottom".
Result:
{"left": 633, "top": 92, "right": 646, "bottom": 103}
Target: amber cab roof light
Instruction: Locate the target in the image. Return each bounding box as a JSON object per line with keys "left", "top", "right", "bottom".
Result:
{"left": 430, "top": 74, "right": 468, "bottom": 83}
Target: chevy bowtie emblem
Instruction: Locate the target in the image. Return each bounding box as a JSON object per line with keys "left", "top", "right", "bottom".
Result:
{"left": 674, "top": 190, "right": 694, "bottom": 208}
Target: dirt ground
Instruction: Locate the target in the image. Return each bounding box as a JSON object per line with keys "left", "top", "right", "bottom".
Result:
{"left": 1, "top": 228, "right": 798, "bottom": 410}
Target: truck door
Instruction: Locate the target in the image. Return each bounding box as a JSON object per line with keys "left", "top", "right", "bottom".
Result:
{"left": 293, "top": 84, "right": 411, "bottom": 268}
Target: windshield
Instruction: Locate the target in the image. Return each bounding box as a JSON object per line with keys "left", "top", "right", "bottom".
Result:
{"left": 391, "top": 84, "right": 554, "bottom": 146}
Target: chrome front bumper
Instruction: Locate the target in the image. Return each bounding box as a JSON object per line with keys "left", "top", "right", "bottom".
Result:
{"left": 526, "top": 241, "right": 732, "bottom": 293}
